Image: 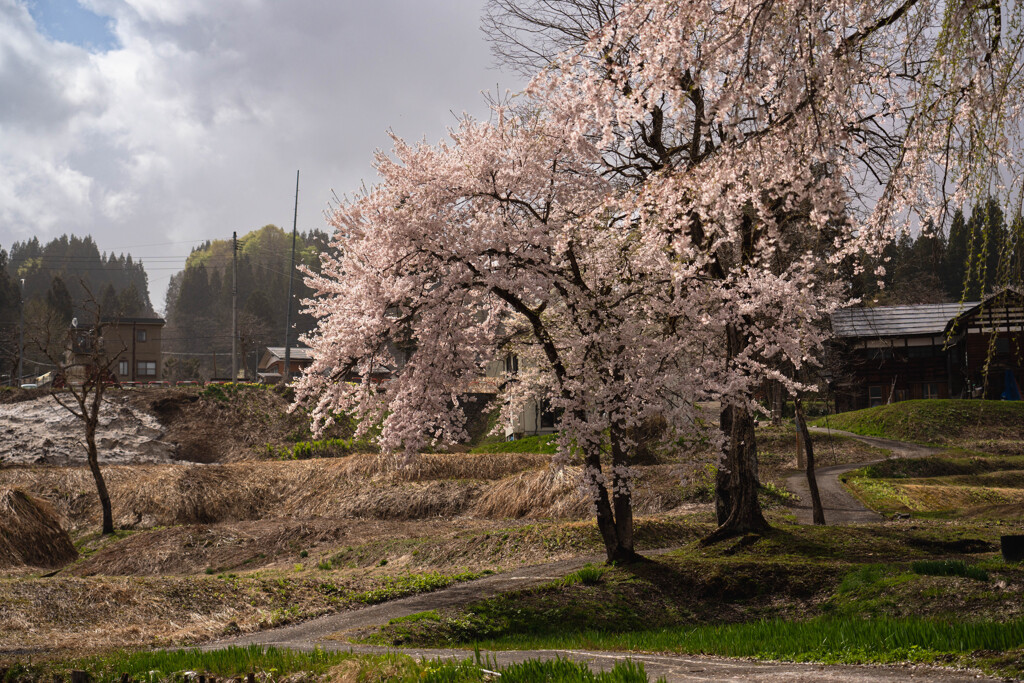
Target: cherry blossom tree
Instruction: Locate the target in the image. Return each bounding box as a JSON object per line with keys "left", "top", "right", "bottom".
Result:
{"left": 298, "top": 0, "right": 1024, "bottom": 556}
{"left": 518, "top": 0, "right": 1024, "bottom": 535}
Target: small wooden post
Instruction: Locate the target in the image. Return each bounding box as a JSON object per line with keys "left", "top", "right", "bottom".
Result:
{"left": 71, "top": 671, "right": 88, "bottom": 683}
{"left": 120, "top": 673, "right": 129, "bottom": 683}
{"left": 246, "top": 674, "right": 256, "bottom": 683}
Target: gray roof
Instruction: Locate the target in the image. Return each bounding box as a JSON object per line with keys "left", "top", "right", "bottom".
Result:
{"left": 831, "top": 303, "right": 977, "bottom": 338}
{"left": 264, "top": 346, "right": 315, "bottom": 361}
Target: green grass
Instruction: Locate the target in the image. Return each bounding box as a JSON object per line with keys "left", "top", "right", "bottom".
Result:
{"left": 8, "top": 646, "right": 660, "bottom": 683}
{"left": 469, "top": 433, "right": 559, "bottom": 454}
{"left": 66, "top": 645, "right": 354, "bottom": 679}
{"left": 811, "top": 399, "right": 1024, "bottom": 446}
{"left": 358, "top": 524, "right": 1024, "bottom": 677}
{"left": 355, "top": 570, "right": 492, "bottom": 604}
{"left": 911, "top": 559, "right": 989, "bottom": 582}
{"left": 562, "top": 563, "right": 606, "bottom": 587}
{"left": 466, "top": 616, "right": 1024, "bottom": 667}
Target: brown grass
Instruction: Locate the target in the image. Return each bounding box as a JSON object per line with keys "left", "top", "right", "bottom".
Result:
{"left": 0, "top": 573, "right": 359, "bottom": 654}
{"left": 0, "top": 455, "right": 686, "bottom": 535}
{"left": 0, "top": 488, "right": 77, "bottom": 570}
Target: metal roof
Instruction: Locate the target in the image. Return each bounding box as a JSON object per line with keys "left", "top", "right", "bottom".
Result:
{"left": 831, "top": 303, "right": 977, "bottom": 338}
{"left": 264, "top": 346, "right": 315, "bottom": 361}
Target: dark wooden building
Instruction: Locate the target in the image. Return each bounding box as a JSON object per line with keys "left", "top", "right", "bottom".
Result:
{"left": 831, "top": 289, "right": 1024, "bottom": 410}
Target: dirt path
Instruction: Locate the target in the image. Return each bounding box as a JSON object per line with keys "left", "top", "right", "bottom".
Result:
{"left": 202, "top": 548, "right": 998, "bottom": 682}
{"left": 786, "top": 427, "right": 942, "bottom": 525}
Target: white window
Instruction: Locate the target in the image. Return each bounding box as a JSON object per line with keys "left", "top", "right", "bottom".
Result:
{"left": 137, "top": 329, "right": 147, "bottom": 343}
{"left": 137, "top": 361, "right": 156, "bottom": 377}
{"left": 118, "top": 360, "right": 129, "bottom": 376}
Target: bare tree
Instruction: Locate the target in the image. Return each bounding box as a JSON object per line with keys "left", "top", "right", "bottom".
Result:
{"left": 482, "top": 0, "right": 621, "bottom": 74}
{"left": 30, "top": 290, "right": 124, "bottom": 535}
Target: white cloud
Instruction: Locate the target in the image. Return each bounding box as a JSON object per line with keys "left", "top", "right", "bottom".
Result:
{"left": 0, "top": 0, "right": 523, "bottom": 311}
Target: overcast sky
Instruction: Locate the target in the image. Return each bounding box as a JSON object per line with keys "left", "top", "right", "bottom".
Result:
{"left": 1, "top": 0, "right": 523, "bottom": 312}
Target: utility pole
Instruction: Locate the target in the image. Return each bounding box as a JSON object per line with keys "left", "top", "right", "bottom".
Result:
{"left": 231, "top": 231, "right": 238, "bottom": 382}
{"left": 282, "top": 170, "right": 299, "bottom": 384}
{"left": 17, "top": 278, "right": 24, "bottom": 386}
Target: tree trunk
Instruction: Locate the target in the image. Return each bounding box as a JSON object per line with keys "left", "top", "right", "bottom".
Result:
{"left": 584, "top": 435, "right": 641, "bottom": 564}
{"left": 85, "top": 419, "right": 114, "bottom": 535}
{"left": 794, "top": 398, "right": 826, "bottom": 525}
{"left": 771, "top": 380, "right": 784, "bottom": 426}
{"left": 712, "top": 402, "right": 770, "bottom": 537}
{"left": 608, "top": 425, "right": 639, "bottom": 561}
{"left": 711, "top": 321, "right": 770, "bottom": 540}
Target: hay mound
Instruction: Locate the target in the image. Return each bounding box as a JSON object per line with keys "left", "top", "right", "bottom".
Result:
{"left": 0, "top": 488, "right": 77, "bottom": 569}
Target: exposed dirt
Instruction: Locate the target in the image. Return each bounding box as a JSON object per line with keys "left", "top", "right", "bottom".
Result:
{"left": 141, "top": 387, "right": 318, "bottom": 462}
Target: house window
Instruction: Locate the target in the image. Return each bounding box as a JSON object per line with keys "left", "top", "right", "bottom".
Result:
{"left": 922, "top": 383, "right": 941, "bottom": 400}
{"left": 996, "top": 337, "right": 1011, "bottom": 354}
{"left": 505, "top": 355, "right": 519, "bottom": 375}
{"left": 539, "top": 398, "right": 560, "bottom": 429}
{"left": 118, "top": 360, "right": 129, "bottom": 376}
{"left": 868, "top": 386, "right": 883, "bottom": 407}
{"left": 137, "top": 329, "right": 147, "bottom": 343}
{"left": 137, "top": 361, "right": 156, "bottom": 377}
{"left": 893, "top": 389, "right": 907, "bottom": 402}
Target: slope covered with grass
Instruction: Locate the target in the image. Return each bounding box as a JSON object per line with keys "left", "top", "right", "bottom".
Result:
{"left": 812, "top": 399, "right": 1024, "bottom": 448}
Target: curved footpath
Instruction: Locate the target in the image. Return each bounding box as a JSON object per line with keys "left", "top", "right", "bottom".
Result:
{"left": 203, "top": 542, "right": 997, "bottom": 681}
{"left": 786, "top": 427, "right": 943, "bottom": 525}
{"left": 200, "top": 430, "right": 993, "bottom": 681}
{"left": 201, "top": 562, "right": 1001, "bottom": 681}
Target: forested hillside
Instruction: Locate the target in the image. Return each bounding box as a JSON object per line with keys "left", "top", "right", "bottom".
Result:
{"left": 854, "top": 199, "right": 1024, "bottom": 305}
{"left": 1, "top": 235, "right": 156, "bottom": 382}
{"left": 162, "top": 225, "right": 329, "bottom": 380}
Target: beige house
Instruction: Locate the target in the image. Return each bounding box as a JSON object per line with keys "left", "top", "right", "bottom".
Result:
{"left": 257, "top": 346, "right": 314, "bottom": 382}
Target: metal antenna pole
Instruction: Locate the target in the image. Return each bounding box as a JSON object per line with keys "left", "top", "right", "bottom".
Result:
{"left": 232, "top": 231, "right": 238, "bottom": 382}
{"left": 17, "top": 278, "right": 24, "bottom": 385}
{"left": 283, "top": 170, "right": 299, "bottom": 384}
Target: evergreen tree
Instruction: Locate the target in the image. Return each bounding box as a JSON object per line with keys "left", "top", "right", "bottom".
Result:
{"left": 46, "top": 276, "right": 74, "bottom": 324}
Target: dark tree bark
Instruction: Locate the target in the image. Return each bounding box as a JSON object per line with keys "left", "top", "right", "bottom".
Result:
{"left": 794, "top": 398, "right": 826, "bottom": 525}
{"left": 583, "top": 441, "right": 641, "bottom": 563}
{"left": 710, "top": 321, "right": 771, "bottom": 541}
{"left": 85, "top": 412, "right": 114, "bottom": 535}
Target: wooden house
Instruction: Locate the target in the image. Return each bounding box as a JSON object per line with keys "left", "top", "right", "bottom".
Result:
{"left": 831, "top": 289, "right": 1024, "bottom": 410}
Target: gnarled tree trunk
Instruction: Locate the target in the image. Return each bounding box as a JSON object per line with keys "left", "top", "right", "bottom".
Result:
{"left": 711, "top": 321, "right": 770, "bottom": 540}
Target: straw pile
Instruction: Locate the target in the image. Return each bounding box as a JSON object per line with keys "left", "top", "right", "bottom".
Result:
{"left": 0, "top": 488, "right": 77, "bottom": 569}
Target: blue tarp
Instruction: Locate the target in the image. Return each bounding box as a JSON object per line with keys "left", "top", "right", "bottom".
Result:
{"left": 1002, "top": 369, "right": 1021, "bottom": 401}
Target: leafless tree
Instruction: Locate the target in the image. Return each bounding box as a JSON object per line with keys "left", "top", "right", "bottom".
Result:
{"left": 482, "top": 0, "right": 621, "bottom": 74}
{"left": 29, "top": 289, "right": 124, "bottom": 535}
